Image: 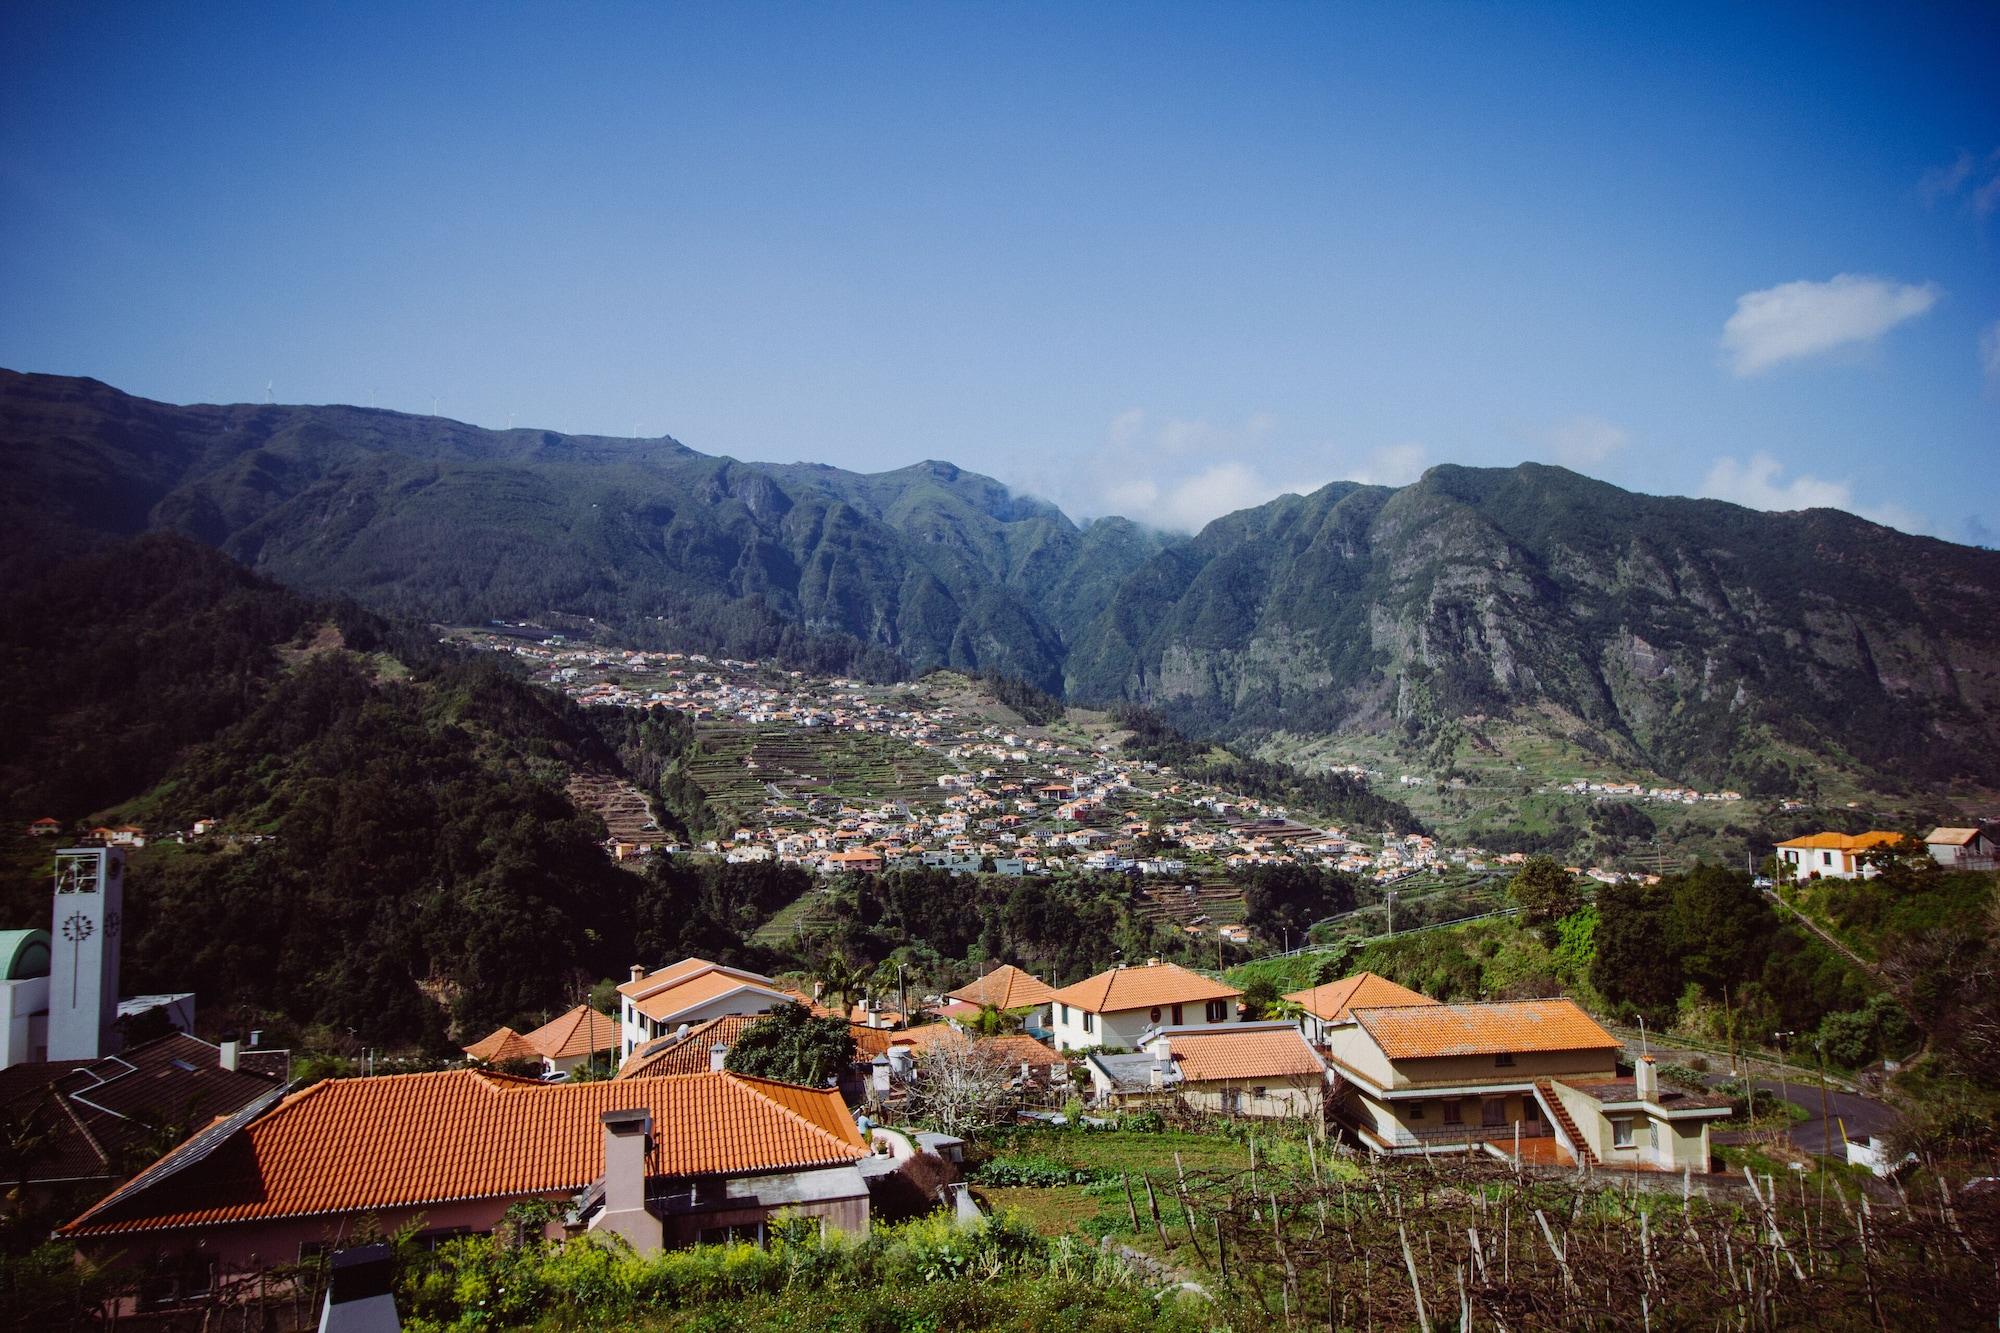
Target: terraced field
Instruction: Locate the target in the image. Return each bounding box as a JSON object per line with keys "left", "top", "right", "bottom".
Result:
{"left": 565, "top": 771, "right": 661, "bottom": 846}
{"left": 681, "top": 724, "right": 954, "bottom": 809}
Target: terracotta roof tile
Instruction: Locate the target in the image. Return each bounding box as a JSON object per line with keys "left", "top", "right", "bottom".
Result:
{"left": 62, "top": 1069, "right": 866, "bottom": 1238}
{"left": 947, "top": 965, "right": 1056, "bottom": 1011}
{"left": 520, "top": 1006, "right": 621, "bottom": 1062}
{"left": 462, "top": 1027, "right": 541, "bottom": 1064}
{"left": 1353, "top": 999, "right": 1618, "bottom": 1061}
{"left": 1050, "top": 962, "right": 1241, "bottom": 1014}
{"left": 631, "top": 970, "right": 791, "bottom": 1024}
{"left": 1284, "top": 972, "right": 1437, "bottom": 1023}
{"left": 889, "top": 1025, "right": 1062, "bottom": 1069}
{"left": 614, "top": 1014, "right": 765, "bottom": 1078}
{"left": 1774, "top": 831, "right": 1903, "bottom": 851}
{"left": 1171, "top": 1028, "right": 1326, "bottom": 1083}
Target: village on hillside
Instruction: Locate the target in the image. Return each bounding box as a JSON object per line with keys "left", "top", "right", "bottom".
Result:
{"left": 451, "top": 628, "right": 1676, "bottom": 911}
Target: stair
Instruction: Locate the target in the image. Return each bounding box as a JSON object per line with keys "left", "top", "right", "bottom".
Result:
{"left": 1536, "top": 1081, "right": 1597, "bottom": 1167}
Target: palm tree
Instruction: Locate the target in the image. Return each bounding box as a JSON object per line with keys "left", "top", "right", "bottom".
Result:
{"left": 814, "top": 955, "right": 867, "bottom": 1018}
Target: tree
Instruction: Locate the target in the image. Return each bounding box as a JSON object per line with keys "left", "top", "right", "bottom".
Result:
{"left": 724, "top": 1003, "right": 856, "bottom": 1088}
{"left": 1506, "top": 857, "right": 1583, "bottom": 942}
{"left": 905, "top": 1037, "right": 1018, "bottom": 1136}
{"left": 1242, "top": 864, "right": 1357, "bottom": 945}
{"left": 1590, "top": 879, "right": 1682, "bottom": 1023}
{"left": 813, "top": 955, "right": 867, "bottom": 1018}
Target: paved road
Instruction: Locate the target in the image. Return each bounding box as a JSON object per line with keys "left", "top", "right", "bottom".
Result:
{"left": 1626, "top": 1036, "right": 1899, "bottom": 1159}
{"left": 1713, "top": 1076, "right": 1901, "bottom": 1159}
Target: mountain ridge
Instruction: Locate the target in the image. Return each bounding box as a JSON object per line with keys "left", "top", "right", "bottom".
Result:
{"left": 6, "top": 368, "right": 1997, "bottom": 795}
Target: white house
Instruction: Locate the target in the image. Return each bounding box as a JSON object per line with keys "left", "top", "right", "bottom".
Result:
{"left": 1048, "top": 960, "right": 1241, "bottom": 1053}
{"left": 615, "top": 959, "right": 796, "bottom": 1060}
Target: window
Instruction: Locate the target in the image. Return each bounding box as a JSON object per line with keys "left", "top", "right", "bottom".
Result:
{"left": 1443, "top": 1100, "right": 1463, "bottom": 1125}
{"left": 1523, "top": 1098, "right": 1541, "bottom": 1122}
{"left": 1204, "top": 1000, "right": 1227, "bottom": 1023}
{"left": 1150, "top": 1006, "right": 1162, "bottom": 1024}
{"left": 1612, "top": 1117, "right": 1635, "bottom": 1148}
{"left": 1482, "top": 1099, "right": 1505, "bottom": 1127}
{"left": 1082, "top": 1012, "right": 1094, "bottom": 1034}
{"left": 1408, "top": 1102, "right": 1425, "bottom": 1120}
{"left": 698, "top": 1222, "right": 768, "bottom": 1247}
{"left": 1172, "top": 1004, "right": 1184, "bottom": 1025}
{"left": 1251, "top": 1086, "right": 1267, "bottom": 1098}
{"left": 1494, "top": 1052, "right": 1515, "bottom": 1067}
{"left": 1222, "top": 1088, "right": 1241, "bottom": 1114}
{"left": 1056, "top": 1004, "right": 1067, "bottom": 1024}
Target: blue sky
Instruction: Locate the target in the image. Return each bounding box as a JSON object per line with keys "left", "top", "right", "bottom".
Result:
{"left": 4, "top": 2, "right": 1995, "bottom": 542}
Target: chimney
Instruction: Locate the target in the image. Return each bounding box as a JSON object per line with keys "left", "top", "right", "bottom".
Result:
{"left": 871, "top": 1055, "right": 892, "bottom": 1095}
{"left": 629, "top": 963, "right": 647, "bottom": 984}
{"left": 319, "top": 1243, "right": 399, "bottom": 1332}
{"left": 588, "top": 1109, "right": 663, "bottom": 1254}
{"left": 1635, "top": 1054, "right": 1658, "bottom": 1103}
{"left": 219, "top": 1039, "right": 239, "bottom": 1072}
{"left": 709, "top": 1042, "right": 728, "bottom": 1072}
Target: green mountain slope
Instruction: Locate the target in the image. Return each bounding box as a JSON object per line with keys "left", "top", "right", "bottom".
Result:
{"left": 0, "top": 372, "right": 1164, "bottom": 691}
{"left": 1068, "top": 464, "right": 2000, "bottom": 789}
{"left": 6, "top": 371, "right": 1997, "bottom": 794}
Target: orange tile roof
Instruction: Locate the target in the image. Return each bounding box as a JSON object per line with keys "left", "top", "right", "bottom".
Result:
{"left": 1170, "top": 1028, "right": 1327, "bottom": 1083}
{"left": 615, "top": 1014, "right": 765, "bottom": 1079}
{"left": 61, "top": 1069, "right": 866, "bottom": 1238}
{"left": 1353, "top": 999, "right": 1619, "bottom": 1061}
{"left": 1050, "top": 961, "right": 1241, "bottom": 1014}
{"left": 1774, "top": 830, "right": 1903, "bottom": 851}
{"left": 948, "top": 964, "right": 1056, "bottom": 1011}
{"left": 889, "top": 1024, "right": 1062, "bottom": 1069}
{"left": 616, "top": 957, "right": 722, "bottom": 999}
{"left": 630, "top": 969, "right": 790, "bottom": 1024}
{"left": 521, "top": 1006, "right": 621, "bottom": 1062}
{"left": 462, "top": 1026, "right": 541, "bottom": 1065}
{"left": 1284, "top": 972, "right": 1437, "bottom": 1023}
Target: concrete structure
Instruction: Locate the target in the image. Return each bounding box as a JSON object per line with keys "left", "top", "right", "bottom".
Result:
{"left": 49, "top": 846, "right": 123, "bottom": 1061}
{"left": 0, "top": 929, "right": 51, "bottom": 1068}
{"left": 1925, "top": 826, "right": 1999, "bottom": 869}
{"left": 1087, "top": 1021, "right": 1329, "bottom": 1119}
{"left": 1049, "top": 960, "right": 1241, "bottom": 1053}
{"left": 1322, "top": 998, "right": 1731, "bottom": 1169}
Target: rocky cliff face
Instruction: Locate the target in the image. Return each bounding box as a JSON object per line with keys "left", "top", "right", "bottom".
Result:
{"left": 1063, "top": 465, "right": 2000, "bottom": 788}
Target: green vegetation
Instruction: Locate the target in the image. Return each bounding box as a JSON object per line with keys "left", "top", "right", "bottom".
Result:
{"left": 387, "top": 1213, "right": 1200, "bottom": 1332}
{"left": 724, "top": 1004, "right": 856, "bottom": 1087}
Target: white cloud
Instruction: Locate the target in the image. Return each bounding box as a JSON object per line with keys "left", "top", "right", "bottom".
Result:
{"left": 1535, "top": 415, "right": 1630, "bottom": 468}
{"left": 1981, "top": 319, "right": 2000, "bottom": 387}
{"left": 1700, "top": 453, "right": 1925, "bottom": 534}
{"left": 1721, "top": 274, "right": 1940, "bottom": 376}
{"left": 1348, "top": 441, "right": 1428, "bottom": 487}
{"left": 1023, "top": 409, "right": 1433, "bottom": 533}
{"left": 1920, "top": 147, "right": 2000, "bottom": 217}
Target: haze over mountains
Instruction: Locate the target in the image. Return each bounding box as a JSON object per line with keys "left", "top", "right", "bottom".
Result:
{"left": 6, "top": 369, "right": 1998, "bottom": 794}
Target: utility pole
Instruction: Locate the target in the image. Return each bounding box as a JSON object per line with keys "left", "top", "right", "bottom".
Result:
{"left": 1816, "top": 1039, "right": 1834, "bottom": 1158}
{"left": 1773, "top": 1029, "right": 1796, "bottom": 1127}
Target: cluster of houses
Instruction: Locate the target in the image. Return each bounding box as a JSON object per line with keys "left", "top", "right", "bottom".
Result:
{"left": 1558, "top": 779, "right": 1744, "bottom": 805}
{"left": 41, "top": 927, "right": 1749, "bottom": 1315}
{"left": 1776, "top": 825, "right": 2000, "bottom": 879}
{"left": 453, "top": 632, "right": 1685, "bottom": 918}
